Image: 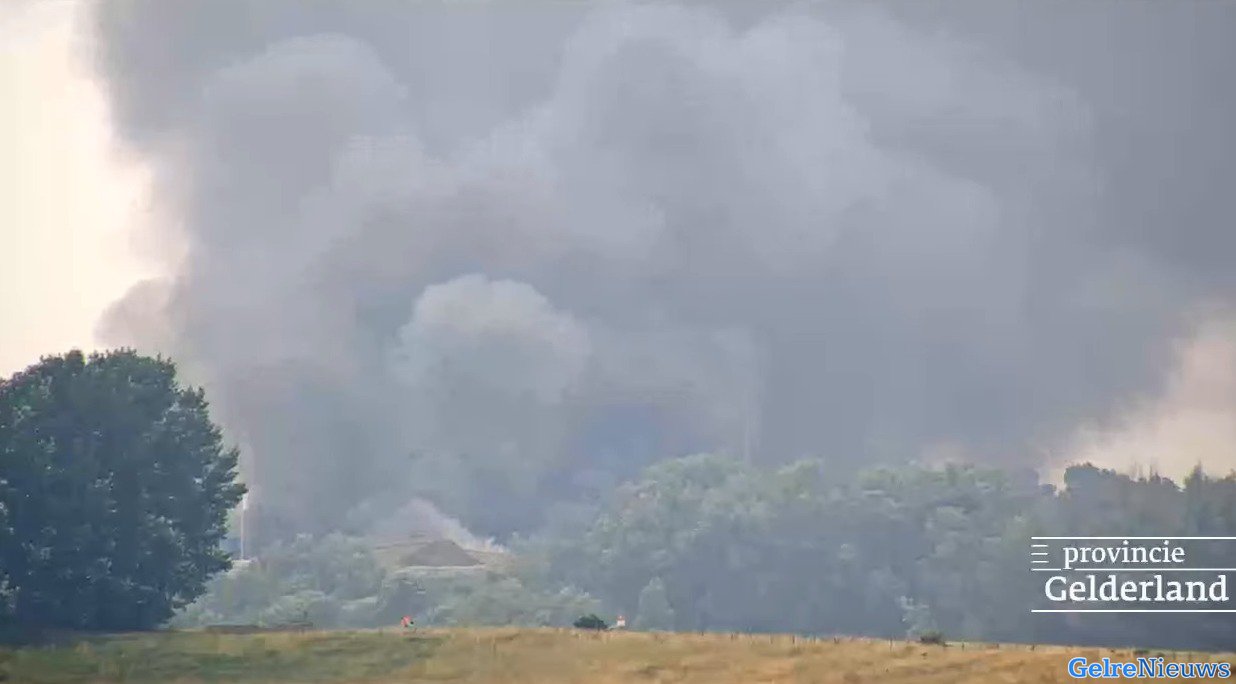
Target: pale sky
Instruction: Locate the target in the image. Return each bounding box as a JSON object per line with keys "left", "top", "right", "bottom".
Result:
{"left": 0, "top": 0, "right": 152, "bottom": 377}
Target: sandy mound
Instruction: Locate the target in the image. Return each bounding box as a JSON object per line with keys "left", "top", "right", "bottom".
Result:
{"left": 396, "top": 539, "right": 481, "bottom": 567}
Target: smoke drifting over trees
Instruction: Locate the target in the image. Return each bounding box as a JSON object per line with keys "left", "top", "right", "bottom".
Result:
{"left": 85, "top": 1, "right": 1236, "bottom": 539}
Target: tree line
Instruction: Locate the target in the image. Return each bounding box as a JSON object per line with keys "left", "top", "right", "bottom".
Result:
{"left": 3, "top": 350, "right": 1233, "bottom": 650}
{"left": 175, "top": 453, "right": 1236, "bottom": 650}
{"left": 532, "top": 454, "right": 1236, "bottom": 649}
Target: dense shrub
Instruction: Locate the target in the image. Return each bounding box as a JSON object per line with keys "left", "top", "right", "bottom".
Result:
{"left": 573, "top": 614, "right": 608, "bottom": 630}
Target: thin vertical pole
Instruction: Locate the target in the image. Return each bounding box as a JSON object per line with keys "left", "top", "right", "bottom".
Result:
{"left": 239, "top": 492, "right": 248, "bottom": 560}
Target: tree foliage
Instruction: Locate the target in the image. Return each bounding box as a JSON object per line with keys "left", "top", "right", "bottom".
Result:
{"left": 171, "top": 533, "right": 599, "bottom": 630}
{"left": 166, "top": 450, "right": 1235, "bottom": 650}
{"left": 572, "top": 613, "right": 608, "bottom": 630}
{"left": 536, "top": 454, "right": 1236, "bottom": 650}
{"left": 0, "top": 350, "right": 245, "bottom": 632}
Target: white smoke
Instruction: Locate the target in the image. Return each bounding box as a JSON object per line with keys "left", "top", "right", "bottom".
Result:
{"left": 366, "top": 497, "right": 504, "bottom": 553}
{"left": 1055, "top": 311, "right": 1236, "bottom": 481}
{"left": 393, "top": 274, "right": 591, "bottom": 405}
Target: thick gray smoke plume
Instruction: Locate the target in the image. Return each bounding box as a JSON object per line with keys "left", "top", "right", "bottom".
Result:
{"left": 86, "top": 1, "right": 1236, "bottom": 537}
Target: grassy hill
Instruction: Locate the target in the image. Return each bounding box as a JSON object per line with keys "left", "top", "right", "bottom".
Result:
{"left": 1, "top": 628, "right": 1230, "bottom": 683}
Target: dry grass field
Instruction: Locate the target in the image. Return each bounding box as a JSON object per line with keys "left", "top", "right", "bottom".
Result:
{"left": 0, "top": 627, "right": 1230, "bottom": 683}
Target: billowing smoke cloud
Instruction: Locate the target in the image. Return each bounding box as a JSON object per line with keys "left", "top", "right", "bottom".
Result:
{"left": 1056, "top": 312, "right": 1236, "bottom": 481}
{"left": 393, "top": 275, "right": 591, "bottom": 407}
{"left": 86, "top": 1, "right": 1236, "bottom": 538}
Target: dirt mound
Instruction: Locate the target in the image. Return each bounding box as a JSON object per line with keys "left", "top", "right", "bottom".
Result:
{"left": 397, "top": 539, "right": 480, "bottom": 567}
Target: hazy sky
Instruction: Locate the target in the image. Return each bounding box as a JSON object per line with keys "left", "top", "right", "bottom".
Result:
{"left": 0, "top": 0, "right": 151, "bottom": 376}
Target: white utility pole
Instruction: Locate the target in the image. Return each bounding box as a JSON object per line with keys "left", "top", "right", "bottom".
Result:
{"left": 239, "top": 492, "right": 249, "bottom": 560}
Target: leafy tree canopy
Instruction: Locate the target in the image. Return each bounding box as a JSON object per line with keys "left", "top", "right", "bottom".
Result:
{"left": 536, "top": 454, "right": 1236, "bottom": 650}
{"left": 0, "top": 350, "right": 245, "bottom": 633}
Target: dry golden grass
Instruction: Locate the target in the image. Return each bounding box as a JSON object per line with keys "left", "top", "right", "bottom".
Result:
{"left": 394, "top": 628, "right": 1233, "bottom": 684}
{"left": 0, "top": 627, "right": 1230, "bottom": 683}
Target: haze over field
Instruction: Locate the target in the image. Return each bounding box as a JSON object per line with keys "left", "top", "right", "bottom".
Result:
{"left": 4, "top": 0, "right": 1235, "bottom": 540}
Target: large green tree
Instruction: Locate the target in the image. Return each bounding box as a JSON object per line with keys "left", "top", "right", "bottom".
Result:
{"left": 0, "top": 350, "right": 245, "bottom": 632}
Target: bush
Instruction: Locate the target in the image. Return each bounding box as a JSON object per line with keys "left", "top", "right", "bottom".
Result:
{"left": 263, "top": 534, "right": 385, "bottom": 600}
{"left": 573, "top": 614, "right": 608, "bottom": 630}
{"left": 169, "top": 533, "right": 391, "bottom": 629}
{"left": 257, "top": 590, "right": 339, "bottom": 628}
{"left": 918, "top": 630, "right": 946, "bottom": 646}
{"left": 426, "top": 575, "right": 599, "bottom": 628}
{"left": 338, "top": 597, "right": 381, "bottom": 628}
